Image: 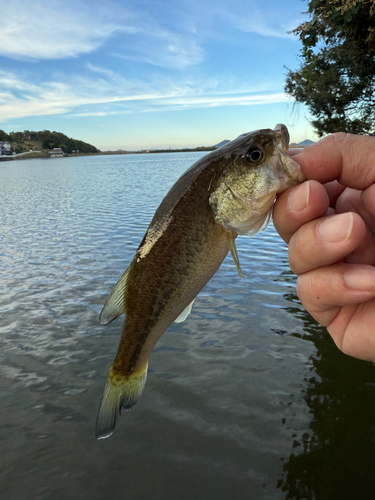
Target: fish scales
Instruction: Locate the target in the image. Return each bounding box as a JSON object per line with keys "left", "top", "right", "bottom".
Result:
{"left": 113, "top": 161, "right": 230, "bottom": 375}
{"left": 95, "top": 124, "right": 305, "bottom": 439}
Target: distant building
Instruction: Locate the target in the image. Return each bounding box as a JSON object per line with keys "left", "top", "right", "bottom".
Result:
{"left": 0, "top": 141, "right": 11, "bottom": 156}
{"left": 49, "top": 148, "right": 64, "bottom": 158}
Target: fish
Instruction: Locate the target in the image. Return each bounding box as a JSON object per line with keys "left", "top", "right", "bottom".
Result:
{"left": 95, "top": 123, "right": 305, "bottom": 439}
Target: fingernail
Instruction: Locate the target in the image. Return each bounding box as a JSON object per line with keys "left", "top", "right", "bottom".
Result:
{"left": 344, "top": 267, "right": 375, "bottom": 291}
{"left": 288, "top": 182, "right": 310, "bottom": 212}
{"left": 318, "top": 213, "right": 353, "bottom": 243}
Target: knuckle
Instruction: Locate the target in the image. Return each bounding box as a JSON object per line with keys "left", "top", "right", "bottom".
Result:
{"left": 296, "top": 273, "right": 315, "bottom": 306}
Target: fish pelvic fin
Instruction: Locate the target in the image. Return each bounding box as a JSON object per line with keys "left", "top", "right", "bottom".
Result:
{"left": 95, "top": 365, "right": 148, "bottom": 440}
{"left": 99, "top": 267, "right": 130, "bottom": 325}
{"left": 174, "top": 299, "right": 195, "bottom": 323}
{"left": 225, "top": 230, "right": 243, "bottom": 279}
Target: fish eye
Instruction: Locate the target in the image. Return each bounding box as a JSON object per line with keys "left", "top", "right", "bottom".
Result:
{"left": 245, "top": 146, "right": 264, "bottom": 164}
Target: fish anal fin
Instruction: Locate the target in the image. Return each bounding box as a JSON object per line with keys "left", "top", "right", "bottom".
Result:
{"left": 99, "top": 267, "right": 130, "bottom": 325}
{"left": 95, "top": 366, "right": 148, "bottom": 440}
{"left": 174, "top": 299, "right": 195, "bottom": 323}
{"left": 226, "top": 230, "right": 243, "bottom": 279}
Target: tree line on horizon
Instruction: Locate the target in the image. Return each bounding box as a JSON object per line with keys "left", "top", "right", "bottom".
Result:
{"left": 0, "top": 129, "right": 99, "bottom": 154}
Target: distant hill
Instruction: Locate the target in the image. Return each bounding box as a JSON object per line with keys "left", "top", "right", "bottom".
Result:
{"left": 0, "top": 129, "right": 99, "bottom": 155}
{"left": 214, "top": 140, "right": 230, "bottom": 149}
{"left": 290, "top": 139, "right": 314, "bottom": 147}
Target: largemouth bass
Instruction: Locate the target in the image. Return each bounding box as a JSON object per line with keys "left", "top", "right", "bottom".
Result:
{"left": 96, "top": 124, "right": 305, "bottom": 439}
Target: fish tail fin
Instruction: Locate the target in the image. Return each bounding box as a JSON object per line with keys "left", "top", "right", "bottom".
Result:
{"left": 95, "top": 365, "right": 148, "bottom": 440}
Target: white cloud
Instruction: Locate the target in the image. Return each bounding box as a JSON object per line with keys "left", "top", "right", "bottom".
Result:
{"left": 0, "top": 0, "right": 122, "bottom": 60}
{"left": 0, "top": 0, "right": 204, "bottom": 67}
{"left": 174, "top": 0, "right": 302, "bottom": 40}
{"left": 0, "top": 0, "right": 302, "bottom": 66}
{"left": 131, "top": 92, "right": 292, "bottom": 116}
{"left": 112, "top": 29, "right": 205, "bottom": 69}
{"left": 0, "top": 68, "right": 291, "bottom": 122}
{"left": 217, "top": 5, "right": 301, "bottom": 39}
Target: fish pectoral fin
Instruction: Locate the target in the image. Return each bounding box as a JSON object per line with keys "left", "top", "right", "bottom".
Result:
{"left": 174, "top": 299, "right": 195, "bottom": 323}
{"left": 99, "top": 267, "right": 130, "bottom": 325}
{"left": 95, "top": 366, "right": 148, "bottom": 440}
{"left": 226, "top": 230, "right": 243, "bottom": 279}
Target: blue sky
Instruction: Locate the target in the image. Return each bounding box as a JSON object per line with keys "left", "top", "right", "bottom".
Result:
{"left": 0, "top": 0, "right": 317, "bottom": 151}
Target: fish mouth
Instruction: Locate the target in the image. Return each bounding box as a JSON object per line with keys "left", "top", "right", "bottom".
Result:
{"left": 274, "top": 124, "right": 290, "bottom": 151}
{"left": 274, "top": 149, "right": 305, "bottom": 187}
{"left": 274, "top": 151, "right": 290, "bottom": 179}
{"left": 273, "top": 124, "right": 305, "bottom": 183}
{"left": 274, "top": 149, "right": 306, "bottom": 192}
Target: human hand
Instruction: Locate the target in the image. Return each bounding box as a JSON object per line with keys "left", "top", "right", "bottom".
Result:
{"left": 273, "top": 133, "right": 375, "bottom": 361}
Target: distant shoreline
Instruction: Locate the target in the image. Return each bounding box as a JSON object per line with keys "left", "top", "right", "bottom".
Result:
{"left": 0, "top": 146, "right": 217, "bottom": 161}
{"left": 0, "top": 143, "right": 308, "bottom": 162}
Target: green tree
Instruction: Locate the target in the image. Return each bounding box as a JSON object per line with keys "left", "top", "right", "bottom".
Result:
{"left": 0, "top": 130, "right": 9, "bottom": 141}
{"left": 40, "top": 130, "right": 99, "bottom": 153}
{"left": 285, "top": 0, "right": 375, "bottom": 136}
{"left": 9, "top": 131, "right": 25, "bottom": 143}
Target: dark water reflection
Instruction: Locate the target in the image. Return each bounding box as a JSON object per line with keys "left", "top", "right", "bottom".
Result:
{"left": 1, "top": 153, "right": 375, "bottom": 499}
{"left": 278, "top": 300, "right": 375, "bottom": 499}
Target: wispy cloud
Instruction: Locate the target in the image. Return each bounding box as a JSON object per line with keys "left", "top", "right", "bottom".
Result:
{"left": 0, "top": 0, "right": 123, "bottom": 60}
{"left": 214, "top": 1, "right": 301, "bottom": 39}
{"left": 0, "top": 0, "right": 301, "bottom": 132}
{"left": 172, "top": 0, "right": 301, "bottom": 41}
{"left": 111, "top": 30, "right": 205, "bottom": 69}
{"left": 0, "top": 0, "right": 205, "bottom": 67}
{"left": 0, "top": 0, "right": 301, "bottom": 65}
{"left": 0, "top": 67, "right": 290, "bottom": 122}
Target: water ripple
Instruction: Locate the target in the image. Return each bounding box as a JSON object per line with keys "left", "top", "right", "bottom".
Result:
{"left": 0, "top": 153, "right": 321, "bottom": 500}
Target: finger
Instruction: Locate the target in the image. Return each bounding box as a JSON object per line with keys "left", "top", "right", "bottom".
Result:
{"left": 344, "top": 225, "right": 375, "bottom": 266}
{"left": 336, "top": 187, "right": 375, "bottom": 233}
{"left": 323, "top": 180, "right": 345, "bottom": 206}
{"left": 273, "top": 180, "right": 329, "bottom": 243}
{"left": 329, "top": 299, "right": 375, "bottom": 361}
{"left": 297, "top": 263, "right": 375, "bottom": 360}
{"left": 288, "top": 212, "right": 366, "bottom": 275}
{"left": 288, "top": 148, "right": 303, "bottom": 157}
{"left": 361, "top": 183, "right": 375, "bottom": 231}
{"left": 292, "top": 133, "right": 375, "bottom": 190}
{"left": 332, "top": 188, "right": 375, "bottom": 265}
{"left": 297, "top": 263, "right": 375, "bottom": 328}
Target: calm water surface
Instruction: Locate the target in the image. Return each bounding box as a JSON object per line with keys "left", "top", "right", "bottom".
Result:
{"left": 1, "top": 153, "right": 375, "bottom": 500}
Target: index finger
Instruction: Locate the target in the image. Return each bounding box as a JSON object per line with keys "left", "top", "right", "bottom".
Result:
{"left": 292, "top": 133, "right": 375, "bottom": 190}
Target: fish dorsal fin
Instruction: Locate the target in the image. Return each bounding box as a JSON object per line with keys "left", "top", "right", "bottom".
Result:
{"left": 99, "top": 267, "right": 130, "bottom": 325}
{"left": 226, "top": 231, "right": 243, "bottom": 279}
{"left": 174, "top": 299, "right": 195, "bottom": 323}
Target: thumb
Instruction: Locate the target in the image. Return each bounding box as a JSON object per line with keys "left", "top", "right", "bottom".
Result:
{"left": 292, "top": 133, "right": 375, "bottom": 190}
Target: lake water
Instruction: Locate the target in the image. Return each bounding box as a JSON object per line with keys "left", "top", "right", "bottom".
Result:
{"left": 1, "top": 152, "right": 375, "bottom": 500}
